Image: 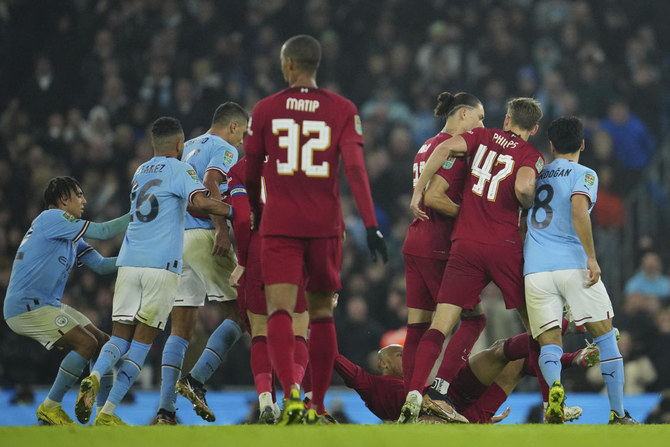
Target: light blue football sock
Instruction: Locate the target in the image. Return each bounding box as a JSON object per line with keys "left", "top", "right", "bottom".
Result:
{"left": 594, "top": 329, "right": 625, "bottom": 416}
{"left": 190, "top": 320, "right": 243, "bottom": 384}
{"left": 539, "top": 344, "right": 563, "bottom": 387}
{"left": 158, "top": 335, "right": 189, "bottom": 412}
{"left": 47, "top": 351, "right": 88, "bottom": 403}
{"left": 92, "top": 336, "right": 130, "bottom": 377}
{"left": 107, "top": 340, "right": 151, "bottom": 406}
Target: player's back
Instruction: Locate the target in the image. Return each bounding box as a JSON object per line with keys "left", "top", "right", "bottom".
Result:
{"left": 402, "top": 132, "right": 466, "bottom": 259}
{"left": 118, "top": 156, "right": 206, "bottom": 273}
{"left": 182, "top": 133, "right": 239, "bottom": 230}
{"left": 246, "top": 86, "right": 363, "bottom": 238}
{"left": 4, "top": 210, "right": 84, "bottom": 318}
{"left": 524, "top": 158, "right": 598, "bottom": 275}
{"left": 453, "top": 127, "right": 544, "bottom": 246}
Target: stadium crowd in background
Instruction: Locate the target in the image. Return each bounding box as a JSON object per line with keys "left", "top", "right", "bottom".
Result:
{"left": 1, "top": 0, "right": 670, "bottom": 420}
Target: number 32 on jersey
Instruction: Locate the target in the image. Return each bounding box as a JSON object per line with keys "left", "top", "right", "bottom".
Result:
{"left": 273, "top": 118, "right": 331, "bottom": 177}
{"left": 471, "top": 144, "right": 514, "bottom": 201}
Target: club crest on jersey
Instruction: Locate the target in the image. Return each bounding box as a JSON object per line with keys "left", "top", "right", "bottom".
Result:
{"left": 354, "top": 115, "right": 363, "bottom": 136}
{"left": 187, "top": 169, "right": 199, "bottom": 182}
{"left": 442, "top": 156, "right": 455, "bottom": 170}
{"left": 55, "top": 315, "right": 69, "bottom": 327}
{"left": 535, "top": 157, "right": 545, "bottom": 173}
{"left": 61, "top": 212, "right": 77, "bottom": 222}
{"left": 584, "top": 173, "right": 595, "bottom": 187}
{"left": 224, "top": 150, "right": 234, "bottom": 165}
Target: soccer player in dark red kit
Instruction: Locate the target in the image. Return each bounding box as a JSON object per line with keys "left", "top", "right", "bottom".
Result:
{"left": 400, "top": 98, "right": 545, "bottom": 423}
{"left": 401, "top": 91, "right": 488, "bottom": 395}
{"left": 245, "top": 34, "right": 388, "bottom": 425}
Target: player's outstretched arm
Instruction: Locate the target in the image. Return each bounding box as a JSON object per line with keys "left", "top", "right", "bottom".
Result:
{"left": 424, "top": 175, "right": 460, "bottom": 218}
{"left": 410, "top": 136, "right": 466, "bottom": 220}
{"left": 79, "top": 249, "right": 118, "bottom": 275}
{"left": 571, "top": 194, "right": 601, "bottom": 286}
{"left": 190, "top": 192, "right": 233, "bottom": 217}
{"left": 514, "top": 166, "right": 537, "bottom": 209}
{"left": 84, "top": 212, "right": 131, "bottom": 240}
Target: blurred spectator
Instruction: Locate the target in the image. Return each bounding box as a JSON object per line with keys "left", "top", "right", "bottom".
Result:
{"left": 624, "top": 252, "right": 670, "bottom": 301}
{"left": 337, "top": 295, "right": 385, "bottom": 372}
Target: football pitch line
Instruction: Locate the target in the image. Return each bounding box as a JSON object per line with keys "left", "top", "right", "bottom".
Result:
{"left": 2, "top": 424, "right": 669, "bottom": 447}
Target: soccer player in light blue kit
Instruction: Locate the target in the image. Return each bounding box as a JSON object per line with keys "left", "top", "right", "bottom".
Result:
{"left": 75, "top": 117, "right": 234, "bottom": 426}
{"left": 155, "top": 102, "right": 248, "bottom": 425}
{"left": 3, "top": 176, "right": 130, "bottom": 425}
{"left": 524, "top": 116, "right": 638, "bottom": 425}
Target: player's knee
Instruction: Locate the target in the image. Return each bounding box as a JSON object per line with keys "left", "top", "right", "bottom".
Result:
{"left": 79, "top": 332, "right": 99, "bottom": 359}
{"left": 489, "top": 338, "right": 507, "bottom": 358}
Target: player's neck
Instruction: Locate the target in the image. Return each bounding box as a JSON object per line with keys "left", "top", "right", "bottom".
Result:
{"left": 289, "top": 73, "right": 317, "bottom": 88}
{"left": 554, "top": 152, "right": 580, "bottom": 163}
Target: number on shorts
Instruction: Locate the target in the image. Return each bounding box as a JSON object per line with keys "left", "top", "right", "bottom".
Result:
{"left": 530, "top": 184, "right": 554, "bottom": 229}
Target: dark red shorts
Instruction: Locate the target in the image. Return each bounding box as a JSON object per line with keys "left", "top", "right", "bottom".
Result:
{"left": 438, "top": 239, "right": 525, "bottom": 310}
{"left": 403, "top": 254, "right": 447, "bottom": 311}
{"left": 261, "top": 235, "right": 342, "bottom": 292}
{"left": 242, "top": 233, "right": 306, "bottom": 315}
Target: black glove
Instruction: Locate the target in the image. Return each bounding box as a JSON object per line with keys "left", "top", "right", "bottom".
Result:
{"left": 366, "top": 226, "right": 388, "bottom": 263}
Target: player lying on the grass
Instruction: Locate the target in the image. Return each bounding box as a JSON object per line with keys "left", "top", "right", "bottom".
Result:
{"left": 334, "top": 331, "right": 599, "bottom": 423}
{"left": 3, "top": 176, "right": 130, "bottom": 425}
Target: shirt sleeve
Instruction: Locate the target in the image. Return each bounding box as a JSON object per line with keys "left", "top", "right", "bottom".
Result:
{"left": 435, "top": 157, "right": 467, "bottom": 192}
{"left": 460, "top": 127, "right": 486, "bottom": 157}
{"left": 226, "top": 182, "right": 251, "bottom": 267}
{"left": 207, "top": 145, "right": 239, "bottom": 177}
{"left": 41, "top": 209, "right": 90, "bottom": 242}
{"left": 244, "top": 105, "right": 266, "bottom": 212}
{"left": 572, "top": 168, "right": 598, "bottom": 210}
{"left": 174, "top": 161, "right": 208, "bottom": 203}
{"left": 339, "top": 101, "right": 365, "bottom": 147}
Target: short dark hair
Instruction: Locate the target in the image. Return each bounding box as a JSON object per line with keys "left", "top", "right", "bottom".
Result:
{"left": 43, "top": 176, "right": 82, "bottom": 208}
{"left": 282, "top": 35, "right": 321, "bottom": 72}
{"left": 547, "top": 116, "right": 584, "bottom": 154}
{"left": 211, "top": 102, "right": 249, "bottom": 127}
{"left": 434, "top": 92, "right": 482, "bottom": 118}
{"left": 151, "top": 116, "right": 183, "bottom": 150}
{"left": 507, "top": 97, "right": 543, "bottom": 131}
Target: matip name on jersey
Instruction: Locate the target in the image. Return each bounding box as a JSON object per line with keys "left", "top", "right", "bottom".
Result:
{"left": 286, "top": 97, "right": 320, "bottom": 112}
{"left": 137, "top": 163, "right": 166, "bottom": 174}
{"left": 538, "top": 167, "right": 572, "bottom": 180}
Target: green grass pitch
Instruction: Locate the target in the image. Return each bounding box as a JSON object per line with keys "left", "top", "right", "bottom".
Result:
{"left": 2, "top": 424, "right": 669, "bottom": 447}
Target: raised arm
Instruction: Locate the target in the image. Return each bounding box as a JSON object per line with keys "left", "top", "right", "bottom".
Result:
{"left": 84, "top": 213, "right": 131, "bottom": 240}
{"left": 410, "top": 135, "right": 467, "bottom": 220}
{"left": 514, "top": 166, "right": 537, "bottom": 209}
{"left": 571, "top": 194, "right": 600, "bottom": 287}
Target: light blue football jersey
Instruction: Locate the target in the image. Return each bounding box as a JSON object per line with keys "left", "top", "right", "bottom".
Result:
{"left": 4, "top": 209, "right": 94, "bottom": 319}
{"left": 181, "top": 133, "right": 239, "bottom": 230}
{"left": 524, "top": 158, "right": 599, "bottom": 275}
{"left": 117, "top": 156, "right": 207, "bottom": 273}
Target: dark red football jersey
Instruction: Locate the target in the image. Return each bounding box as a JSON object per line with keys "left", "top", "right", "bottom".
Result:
{"left": 245, "top": 86, "right": 368, "bottom": 238}
{"left": 452, "top": 127, "right": 544, "bottom": 246}
{"left": 224, "top": 157, "right": 251, "bottom": 266}
{"left": 402, "top": 132, "right": 467, "bottom": 259}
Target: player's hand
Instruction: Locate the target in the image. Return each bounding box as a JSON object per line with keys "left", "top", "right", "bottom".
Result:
{"left": 250, "top": 210, "right": 261, "bottom": 231}
{"left": 332, "top": 292, "right": 339, "bottom": 308}
{"left": 585, "top": 256, "right": 601, "bottom": 287}
{"left": 490, "top": 406, "right": 511, "bottom": 424}
{"left": 410, "top": 190, "right": 429, "bottom": 220}
{"left": 212, "top": 229, "right": 231, "bottom": 256}
{"left": 366, "top": 226, "right": 388, "bottom": 263}
{"left": 229, "top": 264, "right": 245, "bottom": 288}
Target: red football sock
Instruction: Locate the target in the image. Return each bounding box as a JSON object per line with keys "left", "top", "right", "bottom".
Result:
{"left": 408, "top": 329, "right": 445, "bottom": 393}
{"left": 503, "top": 333, "right": 530, "bottom": 360}
{"left": 476, "top": 383, "right": 509, "bottom": 423}
{"left": 267, "top": 310, "right": 296, "bottom": 398}
{"left": 294, "top": 335, "right": 309, "bottom": 386}
{"left": 302, "top": 360, "right": 312, "bottom": 397}
{"left": 435, "top": 314, "right": 486, "bottom": 383}
{"left": 561, "top": 352, "right": 578, "bottom": 369}
{"left": 308, "top": 317, "right": 337, "bottom": 415}
{"left": 403, "top": 322, "right": 430, "bottom": 394}
{"left": 250, "top": 335, "right": 272, "bottom": 395}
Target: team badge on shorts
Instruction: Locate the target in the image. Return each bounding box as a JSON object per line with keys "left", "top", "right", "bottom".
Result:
{"left": 584, "top": 173, "right": 595, "bottom": 187}
{"left": 55, "top": 315, "right": 69, "bottom": 327}
{"left": 224, "top": 150, "right": 235, "bottom": 165}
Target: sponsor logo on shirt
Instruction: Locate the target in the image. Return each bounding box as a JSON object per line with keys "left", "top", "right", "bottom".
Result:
{"left": 354, "top": 115, "right": 363, "bottom": 136}
{"left": 62, "top": 212, "right": 77, "bottom": 222}
{"left": 187, "top": 169, "right": 199, "bottom": 182}
{"left": 535, "top": 156, "right": 545, "bottom": 173}
{"left": 442, "top": 156, "right": 455, "bottom": 170}
{"left": 224, "top": 150, "right": 234, "bottom": 165}
{"left": 584, "top": 173, "right": 595, "bottom": 187}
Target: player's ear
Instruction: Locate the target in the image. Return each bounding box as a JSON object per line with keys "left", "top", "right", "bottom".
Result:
{"left": 579, "top": 139, "right": 585, "bottom": 152}
{"left": 529, "top": 124, "right": 539, "bottom": 136}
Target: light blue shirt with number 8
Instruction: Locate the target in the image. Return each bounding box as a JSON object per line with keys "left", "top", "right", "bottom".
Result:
{"left": 117, "top": 156, "right": 207, "bottom": 274}
{"left": 523, "top": 158, "right": 599, "bottom": 275}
